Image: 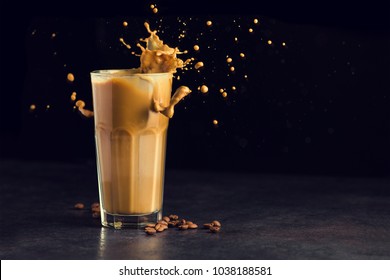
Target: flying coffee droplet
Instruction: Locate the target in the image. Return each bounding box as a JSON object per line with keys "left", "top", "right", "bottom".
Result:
{"left": 75, "top": 100, "right": 85, "bottom": 108}
{"left": 75, "top": 100, "right": 94, "bottom": 118}
{"left": 194, "top": 61, "right": 204, "bottom": 69}
{"left": 67, "top": 73, "right": 75, "bottom": 82}
{"left": 70, "top": 91, "right": 77, "bottom": 101}
{"left": 119, "top": 38, "right": 131, "bottom": 49}
{"left": 200, "top": 85, "right": 208, "bottom": 93}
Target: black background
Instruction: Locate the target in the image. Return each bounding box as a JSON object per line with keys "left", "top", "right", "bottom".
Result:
{"left": 1, "top": 0, "right": 389, "bottom": 176}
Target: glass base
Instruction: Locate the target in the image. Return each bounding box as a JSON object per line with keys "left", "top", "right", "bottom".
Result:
{"left": 101, "top": 210, "right": 162, "bottom": 229}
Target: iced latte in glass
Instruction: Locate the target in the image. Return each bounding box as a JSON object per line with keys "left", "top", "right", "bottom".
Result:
{"left": 91, "top": 70, "right": 173, "bottom": 228}
{"left": 90, "top": 23, "right": 191, "bottom": 228}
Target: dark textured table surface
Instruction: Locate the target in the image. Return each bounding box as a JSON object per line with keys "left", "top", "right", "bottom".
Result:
{"left": 1, "top": 159, "right": 389, "bottom": 260}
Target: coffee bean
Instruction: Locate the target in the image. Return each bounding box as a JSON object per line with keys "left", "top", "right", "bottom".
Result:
{"left": 145, "top": 228, "right": 156, "bottom": 235}
{"left": 91, "top": 202, "right": 99, "bottom": 209}
{"left": 178, "top": 224, "right": 189, "bottom": 230}
{"left": 188, "top": 223, "right": 198, "bottom": 229}
{"left": 162, "top": 216, "right": 170, "bottom": 223}
{"left": 211, "top": 220, "right": 221, "bottom": 227}
{"left": 144, "top": 227, "right": 154, "bottom": 231}
{"left": 186, "top": 221, "right": 194, "bottom": 225}
{"left": 169, "top": 214, "right": 179, "bottom": 220}
{"left": 203, "top": 223, "right": 212, "bottom": 229}
{"left": 168, "top": 220, "right": 179, "bottom": 227}
{"left": 145, "top": 223, "right": 156, "bottom": 228}
{"left": 74, "top": 203, "right": 84, "bottom": 209}
{"left": 209, "top": 226, "right": 221, "bottom": 233}
{"left": 145, "top": 226, "right": 155, "bottom": 230}
{"left": 158, "top": 220, "right": 168, "bottom": 226}
{"left": 156, "top": 226, "right": 166, "bottom": 232}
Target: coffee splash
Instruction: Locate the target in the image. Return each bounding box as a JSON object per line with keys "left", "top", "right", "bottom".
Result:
{"left": 75, "top": 100, "right": 94, "bottom": 118}
{"left": 75, "top": 22, "right": 191, "bottom": 119}
{"left": 153, "top": 86, "right": 191, "bottom": 118}
{"left": 137, "top": 22, "right": 191, "bottom": 74}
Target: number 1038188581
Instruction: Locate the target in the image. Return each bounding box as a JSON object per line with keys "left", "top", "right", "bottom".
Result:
{"left": 212, "top": 266, "right": 272, "bottom": 276}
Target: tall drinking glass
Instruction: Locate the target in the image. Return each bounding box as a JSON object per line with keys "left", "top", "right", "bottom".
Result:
{"left": 90, "top": 69, "right": 172, "bottom": 229}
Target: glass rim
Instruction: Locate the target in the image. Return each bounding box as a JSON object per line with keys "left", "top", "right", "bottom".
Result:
{"left": 90, "top": 69, "right": 173, "bottom": 77}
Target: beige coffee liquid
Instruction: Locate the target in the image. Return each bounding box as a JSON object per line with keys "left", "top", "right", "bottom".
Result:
{"left": 92, "top": 69, "right": 172, "bottom": 215}
{"left": 91, "top": 23, "right": 191, "bottom": 217}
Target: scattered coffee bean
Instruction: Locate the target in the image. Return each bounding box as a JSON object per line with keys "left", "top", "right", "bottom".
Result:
{"left": 74, "top": 203, "right": 84, "bottom": 209}
{"left": 188, "top": 223, "right": 198, "bottom": 229}
{"left": 168, "top": 220, "right": 179, "bottom": 227}
{"left": 158, "top": 225, "right": 166, "bottom": 231}
{"left": 144, "top": 222, "right": 170, "bottom": 235}
{"left": 144, "top": 227, "right": 154, "bottom": 231}
{"left": 145, "top": 228, "right": 156, "bottom": 235}
{"left": 158, "top": 220, "right": 168, "bottom": 226}
{"left": 202, "top": 220, "right": 222, "bottom": 233}
{"left": 155, "top": 223, "right": 163, "bottom": 231}
{"left": 211, "top": 220, "right": 221, "bottom": 227}
{"left": 178, "top": 224, "right": 189, "bottom": 230}
{"left": 162, "top": 216, "right": 170, "bottom": 223}
{"left": 92, "top": 205, "right": 100, "bottom": 211}
{"left": 90, "top": 202, "right": 100, "bottom": 218}
{"left": 169, "top": 214, "right": 179, "bottom": 220}
{"left": 209, "top": 226, "right": 221, "bottom": 233}
{"left": 91, "top": 202, "right": 100, "bottom": 209}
